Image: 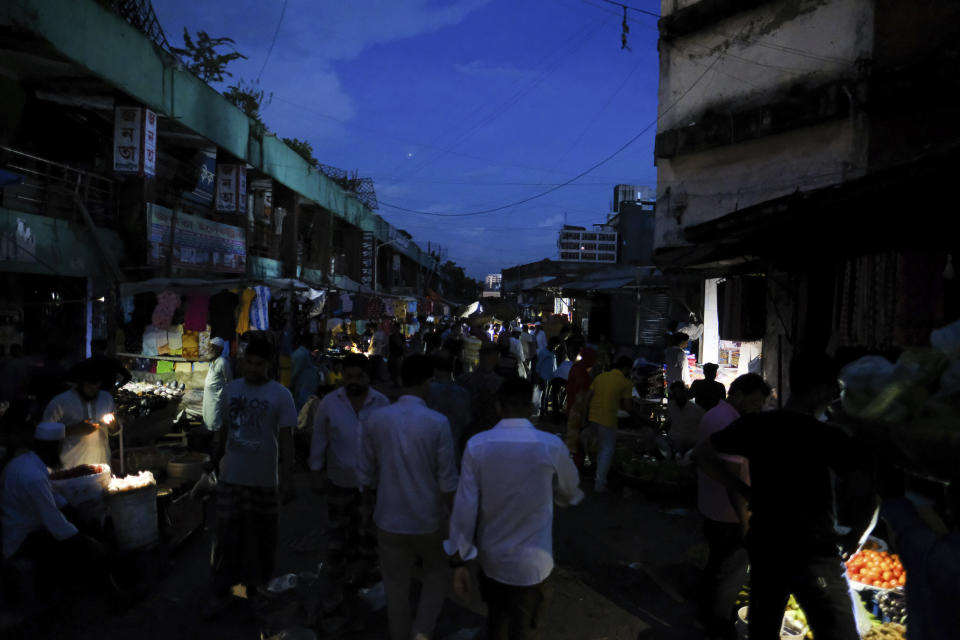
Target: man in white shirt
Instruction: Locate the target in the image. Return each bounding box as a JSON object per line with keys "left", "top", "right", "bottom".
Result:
{"left": 358, "top": 355, "right": 459, "bottom": 640}
{"left": 446, "top": 378, "right": 583, "bottom": 640}
{"left": 43, "top": 362, "right": 120, "bottom": 467}
{"left": 520, "top": 325, "right": 537, "bottom": 374}
{"left": 203, "top": 337, "right": 232, "bottom": 433}
{"left": 210, "top": 338, "right": 298, "bottom": 611}
{"left": 0, "top": 421, "right": 104, "bottom": 603}
{"left": 534, "top": 322, "right": 548, "bottom": 352}
{"left": 666, "top": 381, "right": 705, "bottom": 455}
{"left": 664, "top": 332, "right": 691, "bottom": 387}
{"left": 310, "top": 353, "right": 389, "bottom": 583}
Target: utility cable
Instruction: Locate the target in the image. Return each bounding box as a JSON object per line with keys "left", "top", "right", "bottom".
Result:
{"left": 257, "top": 0, "right": 289, "bottom": 82}
{"left": 593, "top": 0, "right": 660, "bottom": 19}
{"left": 380, "top": 36, "right": 728, "bottom": 218}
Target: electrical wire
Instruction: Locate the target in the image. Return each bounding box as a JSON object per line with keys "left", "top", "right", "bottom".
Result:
{"left": 379, "top": 32, "right": 730, "bottom": 218}
{"left": 593, "top": 0, "right": 660, "bottom": 19}
{"left": 257, "top": 0, "right": 289, "bottom": 83}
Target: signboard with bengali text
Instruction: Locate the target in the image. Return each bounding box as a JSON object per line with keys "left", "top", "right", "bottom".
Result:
{"left": 147, "top": 203, "right": 246, "bottom": 273}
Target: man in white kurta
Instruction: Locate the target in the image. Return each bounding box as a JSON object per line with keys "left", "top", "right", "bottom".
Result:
{"left": 43, "top": 365, "right": 119, "bottom": 467}
{"left": 203, "top": 337, "right": 232, "bottom": 432}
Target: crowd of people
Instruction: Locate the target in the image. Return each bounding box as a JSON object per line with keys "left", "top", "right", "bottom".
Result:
{"left": 2, "top": 317, "right": 958, "bottom": 640}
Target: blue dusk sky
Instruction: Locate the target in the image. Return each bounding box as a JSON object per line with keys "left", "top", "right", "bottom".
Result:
{"left": 152, "top": 0, "right": 662, "bottom": 278}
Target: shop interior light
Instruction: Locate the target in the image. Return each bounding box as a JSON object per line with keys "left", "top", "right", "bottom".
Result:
{"left": 101, "top": 413, "right": 116, "bottom": 425}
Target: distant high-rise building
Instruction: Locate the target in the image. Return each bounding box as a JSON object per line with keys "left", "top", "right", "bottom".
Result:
{"left": 483, "top": 273, "right": 502, "bottom": 297}
{"left": 613, "top": 184, "right": 655, "bottom": 213}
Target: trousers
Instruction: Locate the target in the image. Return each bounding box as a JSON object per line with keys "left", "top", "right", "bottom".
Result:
{"left": 479, "top": 571, "right": 553, "bottom": 640}
{"left": 378, "top": 528, "right": 449, "bottom": 640}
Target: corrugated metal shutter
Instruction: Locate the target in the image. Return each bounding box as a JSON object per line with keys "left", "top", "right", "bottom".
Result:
{"left": 636, "top": 290, "right": 670, "bottom": 345}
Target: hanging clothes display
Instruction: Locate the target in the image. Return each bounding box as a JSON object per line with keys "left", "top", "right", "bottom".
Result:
{"left": 198, "top": 330, "right": 214, "bottom": 360}
{"left": 236, "top": 288, "right": 256, "bottom": 335}
{"left": 250, "top": 286, "right": 271, "bottom": 331}
{"left": 152, "top": 291, "right": 181, "bottom": 329}
{"left": 183, "top": 292, "right": 211, "bottom": 332}
{"left": 341, "top": 292, "right": 353, "bottom": 314}
{"left": 120, "top": 296, "right": 135, "bottom": 323}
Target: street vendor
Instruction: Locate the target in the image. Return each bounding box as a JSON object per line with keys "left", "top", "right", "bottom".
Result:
{"left": 203, "top": 337, "right": 232, "bottom": 433}
{"left": 42, "top": 363, "right": 120, "bottom": 468}
{"left": 0, "top": 422, "right": 105, "bottom": 599}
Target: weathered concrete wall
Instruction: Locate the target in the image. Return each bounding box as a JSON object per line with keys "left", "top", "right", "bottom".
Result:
{"left": 655, "top": 0, "right": 874, "bottom": 252}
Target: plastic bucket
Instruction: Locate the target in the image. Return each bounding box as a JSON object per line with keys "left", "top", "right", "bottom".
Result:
{"left": 107, "top": 485, "right": 159, "bottom": 550}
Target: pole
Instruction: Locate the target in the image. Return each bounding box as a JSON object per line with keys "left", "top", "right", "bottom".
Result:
{"left": 119, "top": 424, "right": 125, "bottom": 475}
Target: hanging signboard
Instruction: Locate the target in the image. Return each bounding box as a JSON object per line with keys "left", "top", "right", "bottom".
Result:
{"left": 360, "top": 231, "right": 374, "bottom": 288}
{"left": 215, "top": 164, "right": 247, "bottom": 214}
{"left": 113, "top": 107, "right": 157, "bottom": 177}
{"left": 191, "top": 148, "right": 217, "bottom": 203}
{"left": 147, "top": 203, "right": 246, "bottom": 273}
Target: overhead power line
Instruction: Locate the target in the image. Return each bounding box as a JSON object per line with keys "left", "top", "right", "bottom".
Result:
{"left": 257, "top": 0, "right": 289, "bottom": 82}
{"left": 379, "top": 33, "right": 728, "bottom": 218}
{"left": 594, "top": 0, "right": 660, "bottom": 19}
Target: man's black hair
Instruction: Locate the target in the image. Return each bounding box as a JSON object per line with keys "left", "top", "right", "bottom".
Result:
{"left": 728, "top": 373, "right": 771, "bottom": 398}
{"left": 547, "top": 336, "right": 562, "bottom": 349}
{"left": 432, "top": 349, "right": 454, "bottom": 373}
{"left": 497, "top": 377, "right": 533, "bottom": 409}
{"left": 673, "top": 332, "right": 690, "bottom": 346}
{"left": 614, "top": 355, "right": 633, "bottom": 371}
{"left": 789, "top": 352, "right": 839, "bottom": 396}
{"left": 343, "top": 353, "right": 370, "bottom": 371}
{"left": 245, "top": 338, "right": 274, "bottom": 361}
{"left": 90, "top": 338, "right": 108, "bottom": 351}
{"left": 74, "top": 361, "right": 103, "bottom": 385}
{"left": 402, "top": 354, "right": 435, "bottom": 387}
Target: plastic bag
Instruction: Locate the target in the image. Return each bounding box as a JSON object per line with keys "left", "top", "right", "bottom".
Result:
{"left": 838, "top": 356, "right": 895, "bottom": 417}
{"left": 931, "top": 319, "right": 960, "bottom": 358}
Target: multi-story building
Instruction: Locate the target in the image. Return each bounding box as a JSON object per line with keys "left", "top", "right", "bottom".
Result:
{"left": 652, "top": 0, "right": 960, "bottom": 398}
{"left": 0, "top": 0, "right": 437, "bottom": 361}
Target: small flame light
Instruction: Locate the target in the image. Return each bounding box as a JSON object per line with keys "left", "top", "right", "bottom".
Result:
{"left": 101, "top": 413, "right": 116, "bottom": 426}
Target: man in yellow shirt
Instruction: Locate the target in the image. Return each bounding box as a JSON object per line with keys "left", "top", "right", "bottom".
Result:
{"left": 585, "top": 356, "right": 634, "bottom": 493}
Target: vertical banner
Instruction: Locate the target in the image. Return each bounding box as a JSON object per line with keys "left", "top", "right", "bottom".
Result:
{"left": 360, "top": 231, "right": 374, "bottom": 288}
{"left": 142, "top": 109, "right": 157, "bottom": 177}
{"left": 113, "top": 107, "right": 156, "bottom": 176}
{"left": 191, "top": 148, "right": 217, "bottom": 203}
{"left": 215, "top": 164, "right": 247, "bottom": 214}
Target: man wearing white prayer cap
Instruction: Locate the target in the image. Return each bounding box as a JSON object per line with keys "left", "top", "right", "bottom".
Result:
{"left": 203, "top": 337, "right": 232, "bottom": 432}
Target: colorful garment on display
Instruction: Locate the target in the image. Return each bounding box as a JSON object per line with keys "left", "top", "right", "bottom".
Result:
{"left": 236, "top": 289, "right": 256, "bottom": 335}
{"left": 182, "top": 330, "right": 200, "bottom": 360}
{"left": 142, "top": 326, "right": 166, "bottom": 357}
{"left": 183, "top": 292, "right": 210, "bottom": 332}
{"left": 198, "top": 330, "right": 214, "bottom": 360}
{"left": 341, "top": 293, "right": 354, "bottom": 314}
{"left": 156, "top": 360, "right": 176, "bottom": 374}
{"left": 152, "top": 291, "right": 181, "bottom": 329}
{"left": 167, "top": 325, "right": 184, "bottom": 356}
{"left": 407, "top": 300, "right": 417, "bottom": 314}
{"left": 250, "top": 286, "right": 271, "bottom": 331}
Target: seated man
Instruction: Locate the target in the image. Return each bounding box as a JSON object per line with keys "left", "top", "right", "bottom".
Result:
{"left": 1, "top": 422, "right": 105, "bottom": 605}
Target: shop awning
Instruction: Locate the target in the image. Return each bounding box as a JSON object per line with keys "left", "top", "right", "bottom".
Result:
{"left": 0, "top": 169, "right": 24, "bottom": 187}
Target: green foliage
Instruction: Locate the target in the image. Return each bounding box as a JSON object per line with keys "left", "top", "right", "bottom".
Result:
{"left": 283, "top": 137, "right": 318, "bottom": 167}
{"left": 170, "top": 29, "right": 247, "bottom": 83}
{"left": 223, "top": 79, "right": 272, "bottom": 125}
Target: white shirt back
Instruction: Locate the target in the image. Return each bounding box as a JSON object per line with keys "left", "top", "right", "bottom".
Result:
{"left": 445, "top": 419, "right": 583, "bottom": 586}
{"left": 310, "top": 386, "right": 390, "bottom": 488}
{"left": 0, "top": 452, "right": 79, "bottom": 558}
{"left": 357, "top": 395, "right": 459, "bottom": 535}
{"left": 42, "top": 389, "right": 116, "bottom": 467}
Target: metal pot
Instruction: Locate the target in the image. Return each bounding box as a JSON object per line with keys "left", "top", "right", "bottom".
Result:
{"left": 166, "top": 452, "right": 209, "bottom": 485}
